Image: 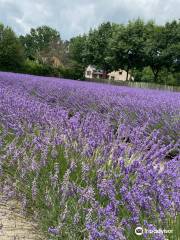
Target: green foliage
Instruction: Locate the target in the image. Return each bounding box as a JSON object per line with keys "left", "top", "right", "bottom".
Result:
{"left": 69, "top": 35, "right": 87, "bottom": 66}
{"left": 172, "top": 72, "right": 180, "bottom": 86}
{"left": 69, "top": 18, "right": 179, "bottom": 85}
{"left": 59, "top": 63, "right": 85, "bottom": 80}
{"left": 84, "top": 22, "right": 117, "bottom": 72}
{"left": 106, "top": 19, "right": 180, "bottom": 84}
{"left": 23, "top": 59, "right": 60, "bottom": 77}
{"left": 143, "top": 22, "right": 172, "bottom": 82}
{"left": 0, "top": 19, "right": 179, "bottom": 85}
{"left": 158, "top": 69, "right": 180, "bottom": 86}
{"left": 133, "top": 67, "right": 180, "bottom": 85}
{"left": 133, "top": 67, "right": 154, "bottom": 82}
{"left": 107, "top": 19, "right": 146, "bottom": 79}
{"left": 0, "top": 23, "right": 25, "bottom": 71}
{"left": 19, "top": 26, "right": 61, "bottom": 60}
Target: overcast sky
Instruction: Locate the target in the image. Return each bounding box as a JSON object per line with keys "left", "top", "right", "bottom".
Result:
{"left": 0, "top": 0, "right": 179, "bottom": 39}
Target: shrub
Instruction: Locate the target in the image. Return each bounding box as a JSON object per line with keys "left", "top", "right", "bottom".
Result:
{"left": 23, "top": 60, "right": 60, "bottom": 77}
{"left": 59, "top": 64, "right": 85, "bottom": 80}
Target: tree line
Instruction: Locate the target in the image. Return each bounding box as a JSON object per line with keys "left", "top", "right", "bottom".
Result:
{"left": 0, "top": 19, "right": 179, "bottom": 85}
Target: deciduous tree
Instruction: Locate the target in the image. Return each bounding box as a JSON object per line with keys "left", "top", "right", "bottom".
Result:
{"left": 0, "top": 23, "right": 24, "bottom": 71}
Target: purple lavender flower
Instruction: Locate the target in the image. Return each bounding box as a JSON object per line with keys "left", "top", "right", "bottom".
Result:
{"left": 0, "top": 71, "right": 179, "bottom": 240}
{"left": 48, "top": 227, "right": 60, "bottom": 235}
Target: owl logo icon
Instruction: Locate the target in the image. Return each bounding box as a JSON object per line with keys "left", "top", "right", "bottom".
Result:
{"left": 135, "top": 227, "right": 143, "bottom": 236}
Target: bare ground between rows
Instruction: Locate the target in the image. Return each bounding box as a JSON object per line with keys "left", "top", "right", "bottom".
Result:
{"left": 0, "top": 195, "right": 46, "bottom": 240}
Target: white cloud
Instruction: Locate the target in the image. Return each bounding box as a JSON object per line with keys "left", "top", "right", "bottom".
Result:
{"left": 0, "top": 0, "right": 179, "bottom": 39}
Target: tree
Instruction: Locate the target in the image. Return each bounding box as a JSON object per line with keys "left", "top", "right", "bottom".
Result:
{"left": 144, "top": 23, "right": 163, "bottom": 82}
{"left": 163, "top": 20, "right": 180, "bottom": 74}
{"left": 143, "top": 20, "right": 180, "bottom": 83}
{"left": 84, "top": 22, "right": 117, "bottom": 73}
{"left": 0, "top": 23, "right": 24, "bottom": 71}
{"left": 19, "top": 26, "right": 65, "bottom": 66}
{"left": 63, "top": 35, "right": 87, "bottom": 79}
{"left": 107, "top": 19, "right": 146, "bottom": 80}
{"left": 68, "top": 34, "right": 87, "bottom": 66}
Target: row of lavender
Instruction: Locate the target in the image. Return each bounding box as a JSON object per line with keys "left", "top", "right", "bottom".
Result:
{"left": 0, "top": 72, "right": 180, "bottom": 239}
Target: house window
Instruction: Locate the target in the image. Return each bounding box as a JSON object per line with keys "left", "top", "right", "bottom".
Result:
{"left": 99, "top": 74, "right": 103, "bottom": 79}
{"left": 86, "top": 71, "right": 91, "bottom": 76}
{"left": 111, "top": 76, "right": 115, "bottom": 80}
{"left": 119, "top": 71, "right": 123, "bottom": 75}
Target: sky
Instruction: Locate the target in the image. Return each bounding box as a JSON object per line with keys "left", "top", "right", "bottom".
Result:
{"left": 0, "top": 0, "right": 179, "bottom": 40}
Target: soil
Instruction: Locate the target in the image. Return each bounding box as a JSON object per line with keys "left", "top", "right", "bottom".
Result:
{"left": 0, "top": 195, "right": 46, "bottom": 240}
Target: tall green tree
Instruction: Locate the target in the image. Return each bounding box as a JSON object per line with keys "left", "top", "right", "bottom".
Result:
{"left": 163, "top": 20, "right": 180, "bottom": 73}
{"left": 63, "top": 36, "right": 87, "bottom": 79}
{"left": 20, "top": 26, "right": 65, "bottom": 65}
{"left": 107, "top": 19, "right": 146, "bottom": 80}
{"left": 0, "top": 23, "right": 24, "bottom": 71}
{"left": 84, "top": 22, "right": 117, "bottom": 73}
{"left": 68, "top": 34, "right": 87, "bottom": 66}
{"left": 144, "top": 22, "right": 168, "bottom": 83}
{"left": 143, "top": 20, "right": 180, "bottom": 83}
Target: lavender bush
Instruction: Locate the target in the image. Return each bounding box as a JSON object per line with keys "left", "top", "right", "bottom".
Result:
{"left": 0, "top": 72, "right": 179, "bottom": 240}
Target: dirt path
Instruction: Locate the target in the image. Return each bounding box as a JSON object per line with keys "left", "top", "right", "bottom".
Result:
{"left": 0, "top": 196, "right": 46, "bottom": 240}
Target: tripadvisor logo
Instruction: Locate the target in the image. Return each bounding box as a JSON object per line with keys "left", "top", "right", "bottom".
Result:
{"left": 135, "top": 227, "right": 143, "bottom": 236}
{"left": 135, "top": 226, "right": 173, "bottom": 236}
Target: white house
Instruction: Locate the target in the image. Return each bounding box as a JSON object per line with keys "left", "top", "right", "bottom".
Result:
{"left": 85, "top": 65, "right": 106, "bottom": 79}
{"left": 107, "top": 69, "right": 134, "bottom": 81}
{"left": 85, "top": 65, "right": 134, "bottom": 81}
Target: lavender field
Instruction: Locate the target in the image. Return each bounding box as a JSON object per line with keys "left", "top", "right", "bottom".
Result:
{"left": 0, "top": 72, "right": 180, "bottom": 240}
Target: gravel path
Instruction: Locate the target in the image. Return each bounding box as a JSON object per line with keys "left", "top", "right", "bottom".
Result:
{"left": 0, "top": 196, "right": 46, "bottom": 240}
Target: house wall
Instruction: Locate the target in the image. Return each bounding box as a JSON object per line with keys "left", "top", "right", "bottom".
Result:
{"left": 51, "top": 56, "right": 62, "bottom": 67}
{"left": 85, "top": 66, "right": 134, "bottom": 81}
{"left": 108, "top": 70, "right": 132, "bottom": 81}
{"left": 85, "top": 66, "right": 94, "bottom": 79}
{"left": 85, "top": 65, "right": 104, "bottom": 79}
